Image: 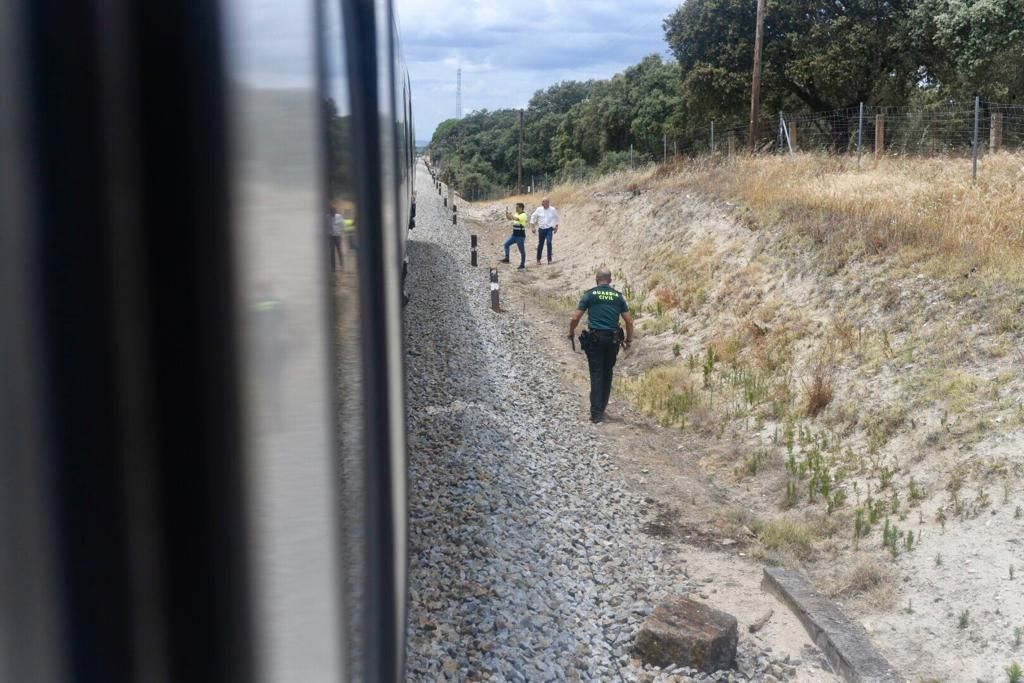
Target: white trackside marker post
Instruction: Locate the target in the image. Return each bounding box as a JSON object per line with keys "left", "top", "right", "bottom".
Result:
{"left": 490, "top": 268, "right": 499, "bottom": 312}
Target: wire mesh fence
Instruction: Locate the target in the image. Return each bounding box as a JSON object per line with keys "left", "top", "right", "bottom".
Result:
{"left": 444, "top": 100, "right": 1024, "bottom": 201}
{"left": 666, "top": 100, "right": 1024, "bottom": 177}
{"left": 778, "top": 103, "right": 1015, "bottom": 156}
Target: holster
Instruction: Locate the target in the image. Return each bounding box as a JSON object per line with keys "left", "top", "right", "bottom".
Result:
{"left": 581, "top": 328, "right": 623, "bottom": 351}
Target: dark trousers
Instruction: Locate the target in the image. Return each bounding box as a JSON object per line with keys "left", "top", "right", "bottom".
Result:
{"left": 585, "top": 330, "right": 619, "bottom": 419}
{"left": 330, "top": 235, "right": 342, "bottom": 270}
{"left": 503, "top": 233, "right": 526, "bottom": 266}
{"left": 536, "top": 227, "right": 553, "bottom": 262}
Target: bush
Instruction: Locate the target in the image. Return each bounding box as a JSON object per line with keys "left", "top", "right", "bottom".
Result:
{"left": 804, "top": 359, "right": 834, "bottom": 417}
{"left": 596, "top": 151, "right": 631, "bottom": 175}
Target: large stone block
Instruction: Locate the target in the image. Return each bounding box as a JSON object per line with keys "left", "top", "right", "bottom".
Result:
{"left": 633, "top": 595, "right": 738, "bottom": 673}
{"left": 762, "top": 567, "right": 902, "bottom": 682}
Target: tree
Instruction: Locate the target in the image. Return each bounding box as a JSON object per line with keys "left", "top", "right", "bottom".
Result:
{"left": 664, "top": 0, "right": 921, "bottom": 128}
{"left": 527, "top": 80, "right": 596, "bottom": 116}
{"left": 324, "top": 97, "right": 351, "bottom": 198}
{"left": 911, "top": 0, "right": 1024, "bottom": 101}
{"left": 623, "top": 56, "right": 684, "bottom": 156}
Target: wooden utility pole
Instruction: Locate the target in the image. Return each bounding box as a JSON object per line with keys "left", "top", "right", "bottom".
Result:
{"left": 517, "top": 109, "right": 524, "bottom": 195}
{"left": 748, "top": 0, "right": 766, "bottom": 152}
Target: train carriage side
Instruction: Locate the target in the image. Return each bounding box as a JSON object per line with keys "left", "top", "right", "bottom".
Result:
{"left": 1, "top": 0, "right": 413, "bottom": 681}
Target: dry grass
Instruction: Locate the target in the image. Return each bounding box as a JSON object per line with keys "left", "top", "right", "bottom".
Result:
{"left": 621, "top": 365, "right": 704, "bottom": 426}
{"left": 666, "top": 153, "right": 1024, "bottom": 282}
{"left": 830, "top": 555, "right": 899, "bottom": 611}
{"left": 503, "top": 153, "right": 1024, "bottom": 285}
{"left": 748, "top": 515, "right": 817, "bottom": 564}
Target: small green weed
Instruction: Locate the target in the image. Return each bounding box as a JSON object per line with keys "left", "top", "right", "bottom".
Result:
{"left": 879, "top": 466, "right": 895, "bottom": 490}
{"left": 784, "top": 479, "right": 798, "bottom": 509}
{"left": 958, "top": 609, "right": 970, "bottom": 629}
{"left": 908, "top": 478, "right": 925, "bottom": 506}
{"left": 702, "top": 346, "right": 717, "bottom": 388}
{"left": 854, "top": 508, "right": 868, "bottom": 545}
{"left": 742, "top": 448, "right": 768, "bottom": 477}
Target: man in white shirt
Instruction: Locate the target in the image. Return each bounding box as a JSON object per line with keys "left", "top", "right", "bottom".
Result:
{"left": 328, "top": 206, "right": 343, "bottom": 271}
{"left": 529, "top": 197, "right": 560, "bottom": 265}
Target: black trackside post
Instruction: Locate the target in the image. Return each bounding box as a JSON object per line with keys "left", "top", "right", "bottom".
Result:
{"left": 452, "top": 213, "right": 457, "bottom": 225}
{"left": 471, "top": 235, "right": 477, "bottom": 266}
{"left": 490, "top": 268, "right": 499, "bottom": 312}
{"left": 443, "top": 197, "right": 447, "bottom": 207}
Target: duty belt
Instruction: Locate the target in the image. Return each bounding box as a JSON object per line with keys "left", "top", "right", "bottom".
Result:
{"left": 587, "top": 328, "right": 625, "bottom": 345}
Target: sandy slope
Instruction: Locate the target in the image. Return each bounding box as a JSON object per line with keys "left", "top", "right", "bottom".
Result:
{"left": 457, "top": 164, "right": 1024, "bottom": 682}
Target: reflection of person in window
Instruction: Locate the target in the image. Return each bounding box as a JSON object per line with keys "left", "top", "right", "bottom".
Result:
{"left": 328, "top": 206, "right": 343, "bottom": 271}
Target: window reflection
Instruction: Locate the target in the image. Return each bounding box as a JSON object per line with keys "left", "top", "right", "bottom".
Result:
{"left": 319, "top": 0, "right": 368, "bottom": 679}
{"left": 221, "top": 0, "right": 349, "bottom": 679}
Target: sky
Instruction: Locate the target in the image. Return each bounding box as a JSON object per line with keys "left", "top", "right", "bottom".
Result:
{"left": 394, "top": 0, "right": 683, "bottom": 142}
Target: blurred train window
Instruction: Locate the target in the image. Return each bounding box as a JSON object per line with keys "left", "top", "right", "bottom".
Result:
{"left": 220, "top": 0, "right": 354, "bottom": 680}
{"left": 319, "top": 0, "right": 371, "bottom": 679}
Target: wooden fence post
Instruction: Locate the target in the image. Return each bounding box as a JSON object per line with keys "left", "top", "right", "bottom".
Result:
{"left": 874, "top": 114, "right": 885, "bottom": 158}
{"left": 990, "top": 113, "right": 1004, "bottom": 153}
{"left": 788, "top": 121, "right": 798, "bottom": 151}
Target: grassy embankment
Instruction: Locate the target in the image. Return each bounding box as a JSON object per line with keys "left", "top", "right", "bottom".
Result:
{"left": 525, "top": 153, "right": 1024, "bottom": 576}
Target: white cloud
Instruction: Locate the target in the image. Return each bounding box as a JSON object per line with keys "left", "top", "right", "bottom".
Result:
{"left": 396, "top": 0, "right": 681, "bottom": 140}
{"left": 221, "top": 0, "right": 681, "bottom": 143}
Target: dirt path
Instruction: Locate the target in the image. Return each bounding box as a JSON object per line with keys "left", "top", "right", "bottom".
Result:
{"left": 462, "top": 208, "right": 842, "bottom": 681}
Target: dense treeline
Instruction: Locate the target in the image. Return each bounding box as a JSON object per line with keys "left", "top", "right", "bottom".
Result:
{"left": 428, "top": 0, "right": 1024, "bottom": 196}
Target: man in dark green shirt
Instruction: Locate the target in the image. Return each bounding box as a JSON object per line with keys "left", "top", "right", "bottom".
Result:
{"left": 568, "top": 267, "right": 635, "bottom": 423}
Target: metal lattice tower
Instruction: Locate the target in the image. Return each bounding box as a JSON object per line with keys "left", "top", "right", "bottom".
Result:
{"left": 456, "top": 67, "right": 462, "bottom": 119}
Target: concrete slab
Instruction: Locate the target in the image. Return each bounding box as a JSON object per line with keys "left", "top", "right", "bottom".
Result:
{"left": 762, "top": 567, "right": 903, "bottom": 683}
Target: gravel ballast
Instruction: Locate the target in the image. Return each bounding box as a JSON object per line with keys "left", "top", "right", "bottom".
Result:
{"left": 403, "top": 167, "right": 806, "bottom": 683}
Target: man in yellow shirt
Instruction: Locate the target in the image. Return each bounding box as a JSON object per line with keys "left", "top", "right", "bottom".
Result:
{"left": 500, "top": 202, "right": 529, "bottom": 269}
